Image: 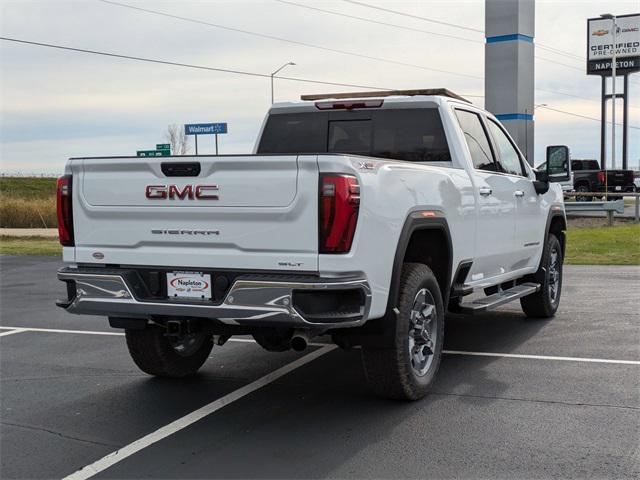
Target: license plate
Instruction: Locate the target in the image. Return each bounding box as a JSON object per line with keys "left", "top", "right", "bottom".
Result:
{"left": 167, "top": 272, "right": 212, "bottom": 299}
{"left": 615, "top": 186, "right": 622, "bottom": 191}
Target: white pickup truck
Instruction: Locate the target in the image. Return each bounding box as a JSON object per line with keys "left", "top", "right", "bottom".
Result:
{"left": 56, "top": 89, "right": 570, "bottom": 400}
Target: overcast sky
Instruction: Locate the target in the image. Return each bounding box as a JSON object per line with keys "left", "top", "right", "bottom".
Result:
{"left": 1, "top": 0, "right": 638, "bottom": 173}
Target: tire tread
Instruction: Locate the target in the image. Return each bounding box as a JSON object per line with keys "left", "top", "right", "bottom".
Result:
{"left": 125, "top": 325, "right": 212, "bottom": 377}
{"left": 362, "top": 263, "right": 443, "bottom": 400}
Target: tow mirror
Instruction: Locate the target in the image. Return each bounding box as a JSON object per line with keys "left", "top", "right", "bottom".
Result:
{"left": 546, "top": 145, "right": 571, "bottom": 182}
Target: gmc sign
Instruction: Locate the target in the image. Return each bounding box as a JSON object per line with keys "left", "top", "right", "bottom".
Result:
{"left": 145, "top": 185, "right": 219, "bottom": 200}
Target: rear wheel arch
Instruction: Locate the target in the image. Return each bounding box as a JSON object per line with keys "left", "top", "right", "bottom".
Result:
{"left": 331, "top": 212, "right": 453, "bottom": 349}
{"left": 387, "top": 212, "right": 453, "bottom": 311}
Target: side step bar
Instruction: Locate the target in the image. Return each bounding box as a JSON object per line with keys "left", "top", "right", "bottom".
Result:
{"left": 458, "top": 282, "right": 540, "bottom": 314}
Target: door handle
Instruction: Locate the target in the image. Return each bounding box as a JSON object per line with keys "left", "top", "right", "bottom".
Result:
{"left": 479, "top": 187, "right": 492, "bottom": 196}
{"left": 514, "top": 190, "right": 525, "bottom": 197}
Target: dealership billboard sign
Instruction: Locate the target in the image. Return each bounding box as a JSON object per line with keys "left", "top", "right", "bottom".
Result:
{"left": 587, "top": 13, "right": 640, "bottom": 75}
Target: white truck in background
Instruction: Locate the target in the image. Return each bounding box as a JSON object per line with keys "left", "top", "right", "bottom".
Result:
{"left": 56, "top": 89, "right": 570, "bottom": 400}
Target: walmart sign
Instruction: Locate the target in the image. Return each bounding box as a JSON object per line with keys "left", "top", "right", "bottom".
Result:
{"left": 185, "top": 123, "right": 228, "bottom": 135}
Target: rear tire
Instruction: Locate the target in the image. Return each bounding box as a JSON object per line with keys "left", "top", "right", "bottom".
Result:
{"left": 125, "top": 324, "right": 213, "bottom": 377}
{"left": 361, "top": 263, "right": 444, "bottom": 401}
{"left": 520, "top": 233, "right": 563, "bottom": 318}
{"left": 575, "top": 184, "right": 592, "bottom": 202}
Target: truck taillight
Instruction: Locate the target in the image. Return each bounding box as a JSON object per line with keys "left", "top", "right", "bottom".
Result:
{"left": 56, "top": 175, "right": 74, "bottom": 246}
{"left": 597, "top": 171, "right": 605, "bottom": 183}
{"left": 319, "top": 174, "right": 360, "bottom": 254}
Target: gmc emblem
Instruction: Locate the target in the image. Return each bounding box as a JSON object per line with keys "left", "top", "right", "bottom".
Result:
{"left": 145, "top": 184, "right": 219, "bottom": 200}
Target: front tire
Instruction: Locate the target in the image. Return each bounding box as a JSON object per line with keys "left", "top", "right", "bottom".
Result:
{"left": 125, "top": 324, "right": 213, "bottom": 377}
{"left": 520, "top": 233, "right": 563, "bottom": 318}
{"left": 361, "top": 263, "right": 444, "bottom": 400}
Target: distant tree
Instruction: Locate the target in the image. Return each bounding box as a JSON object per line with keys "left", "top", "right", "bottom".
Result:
{"left": 164, "top": 124, "right": 190, "bottom": 155}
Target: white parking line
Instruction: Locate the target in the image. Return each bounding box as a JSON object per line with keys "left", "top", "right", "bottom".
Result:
{"left": 2, "top": 326, "right": 639, "bottom": 365}
{"left": 443, "top": 350, "right": 640, "bottom": 366}
{"left": 0, "top": 326, "right": 123, "bottom": 336}
{"left": 63, "top": 344, "right": 336, "bottom": 480}
{"left": 0, "top": 328, "right": 27, "bottom": 337}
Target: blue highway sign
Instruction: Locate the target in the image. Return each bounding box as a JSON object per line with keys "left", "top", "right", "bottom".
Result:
{"left": 185, "top": 123, "right": 228, "bottom": 135}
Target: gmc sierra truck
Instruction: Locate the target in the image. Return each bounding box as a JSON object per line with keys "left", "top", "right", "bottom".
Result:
{"left": 56, "top": 89, "right": 570, "bottom": 400}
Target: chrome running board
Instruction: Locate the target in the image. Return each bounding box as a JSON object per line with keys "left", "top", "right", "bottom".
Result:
{"left": 458, "top": 282, "right": 540, "bottom": 314}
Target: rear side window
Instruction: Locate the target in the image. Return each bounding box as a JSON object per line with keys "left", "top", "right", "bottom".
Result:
{"left": 454, "top": 109, "right": 496, "bottom": 172}
{"left": 257, "top": 113, "right": 326, "bottom": 154}
{"left": 486, "top": 120, "right": 526, "bottom": 176}
{"left": 258, "top": 108, "right": 451, "bottom": 162}
{"left": 587, "top": 160, "right": 600, "bottom": 169}
{"left": 572, "top": 160, "right": 600, "bottom": 170}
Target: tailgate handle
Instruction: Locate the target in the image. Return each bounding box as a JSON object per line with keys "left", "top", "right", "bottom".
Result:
{"left": 161, "top": 162, "right": 201, "bottom": 177}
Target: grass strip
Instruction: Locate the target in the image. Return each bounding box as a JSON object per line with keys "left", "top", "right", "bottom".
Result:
{"left": 0, "top": 236, "right": 62, "bottom": 256}
{"left": 565, "top": 224, "right": 640, "bottom": 265}
{"left": 0, "top": 177, "right": 57, "bottom": 199}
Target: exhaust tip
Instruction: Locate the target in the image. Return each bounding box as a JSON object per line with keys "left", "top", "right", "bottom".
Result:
{"left": 290, "top": 336, "right": 308, "bottom": 352}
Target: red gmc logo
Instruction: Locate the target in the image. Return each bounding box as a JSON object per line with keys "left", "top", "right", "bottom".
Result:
{"left": 145, "top": 185, "right": 219, "bottom": 200}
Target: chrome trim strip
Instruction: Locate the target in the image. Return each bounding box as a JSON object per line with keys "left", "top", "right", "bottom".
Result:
{"left": 58, "top": 271, "right": 372, "bottom": 328}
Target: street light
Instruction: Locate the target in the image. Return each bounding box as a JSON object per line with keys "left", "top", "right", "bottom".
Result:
{"left": 271, "top": 61, "right": 296, "bottom": 104}
{"left": 601, "top": 13, "right": 617, "bottom": 170}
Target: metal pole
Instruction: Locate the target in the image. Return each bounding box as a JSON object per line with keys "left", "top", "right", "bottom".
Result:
{"left": 622, "top": 74, "right": 629, "bottom": 170}
{"left": 524, "top": 108, "right": 528, "bottom": 161}
{"left": 601, "top": 75, "right": 606, "bottom": 170}
{"left": 635, "top": 195, "right": 639, "bottom": 224}
{"left": 215, "top": 134, "right": 219, "bottom": 155}
{"left": 195, "top": 134, "right": 198, "bottom": 155}
{"left": 270, "top": 62, "right": 295, "bottom": 105}
{"left": 611, "top": 15, "right": 617, "bottom": 170}
{"left": 270, "top": 74, "right": 274, "bottom": 104}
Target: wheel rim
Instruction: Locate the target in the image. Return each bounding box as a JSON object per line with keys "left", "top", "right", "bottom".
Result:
{"left": 577, "top": 186, "right": 588, "bottom": 202}
{"left": 408, "top": 288, "right": 437, "bottom": 377}
{"left": 548, "top": 246, "right": 561, "bottom": 304}
{"left": 168, "top": 332, "right": 207, "bottom": 357}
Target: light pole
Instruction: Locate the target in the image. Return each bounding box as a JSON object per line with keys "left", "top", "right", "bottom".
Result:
{"left": 271, "top": 61, "right": 296, "bottom": 104}
{"left": 601, "top": 13, "right": 617, "bottom": 170}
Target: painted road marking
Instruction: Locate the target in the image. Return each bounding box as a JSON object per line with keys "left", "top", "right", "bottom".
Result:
{"left": 0, "top": 326, "right": 123, "bottom": 336}
{"left": 63, "top": 345, "right": 336, "bottom": 480}
{"left": 443, "top": 350, "right": 640, "bottom": 366}
{"left": 0, "top": 328, "right": 27, "bottom": 337}
{"left": 2, "top": 326, "right": 639, "bottom": 365}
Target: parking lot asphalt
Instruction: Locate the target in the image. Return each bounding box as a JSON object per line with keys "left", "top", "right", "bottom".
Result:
{"left": 1, "top": 255, "right": 639, "bottom": 479}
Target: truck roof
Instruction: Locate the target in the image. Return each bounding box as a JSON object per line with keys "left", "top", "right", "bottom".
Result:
{"left": 270, "top": 88, "right": 472, "bottom": 114}
{"left": 299, "top": 88, "right": 470, "bottom": 103}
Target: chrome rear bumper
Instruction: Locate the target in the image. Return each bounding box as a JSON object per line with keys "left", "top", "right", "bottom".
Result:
{"left": 57, "top": 268, "right": 371, "bottom": 328}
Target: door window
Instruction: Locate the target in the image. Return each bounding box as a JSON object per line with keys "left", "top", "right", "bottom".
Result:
{"left": 454, "top": 110, "right": 497, "bottom": 172}
{"left": 486, "top": 120, "right": 526, "bottom": 176}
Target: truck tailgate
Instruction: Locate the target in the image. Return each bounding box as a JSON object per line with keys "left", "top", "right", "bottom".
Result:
{"left": 70, "top": 155, "right": 319, "bottom": 271}
{"left": 606, "top": 170, "right": 634, "bottom": 189}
